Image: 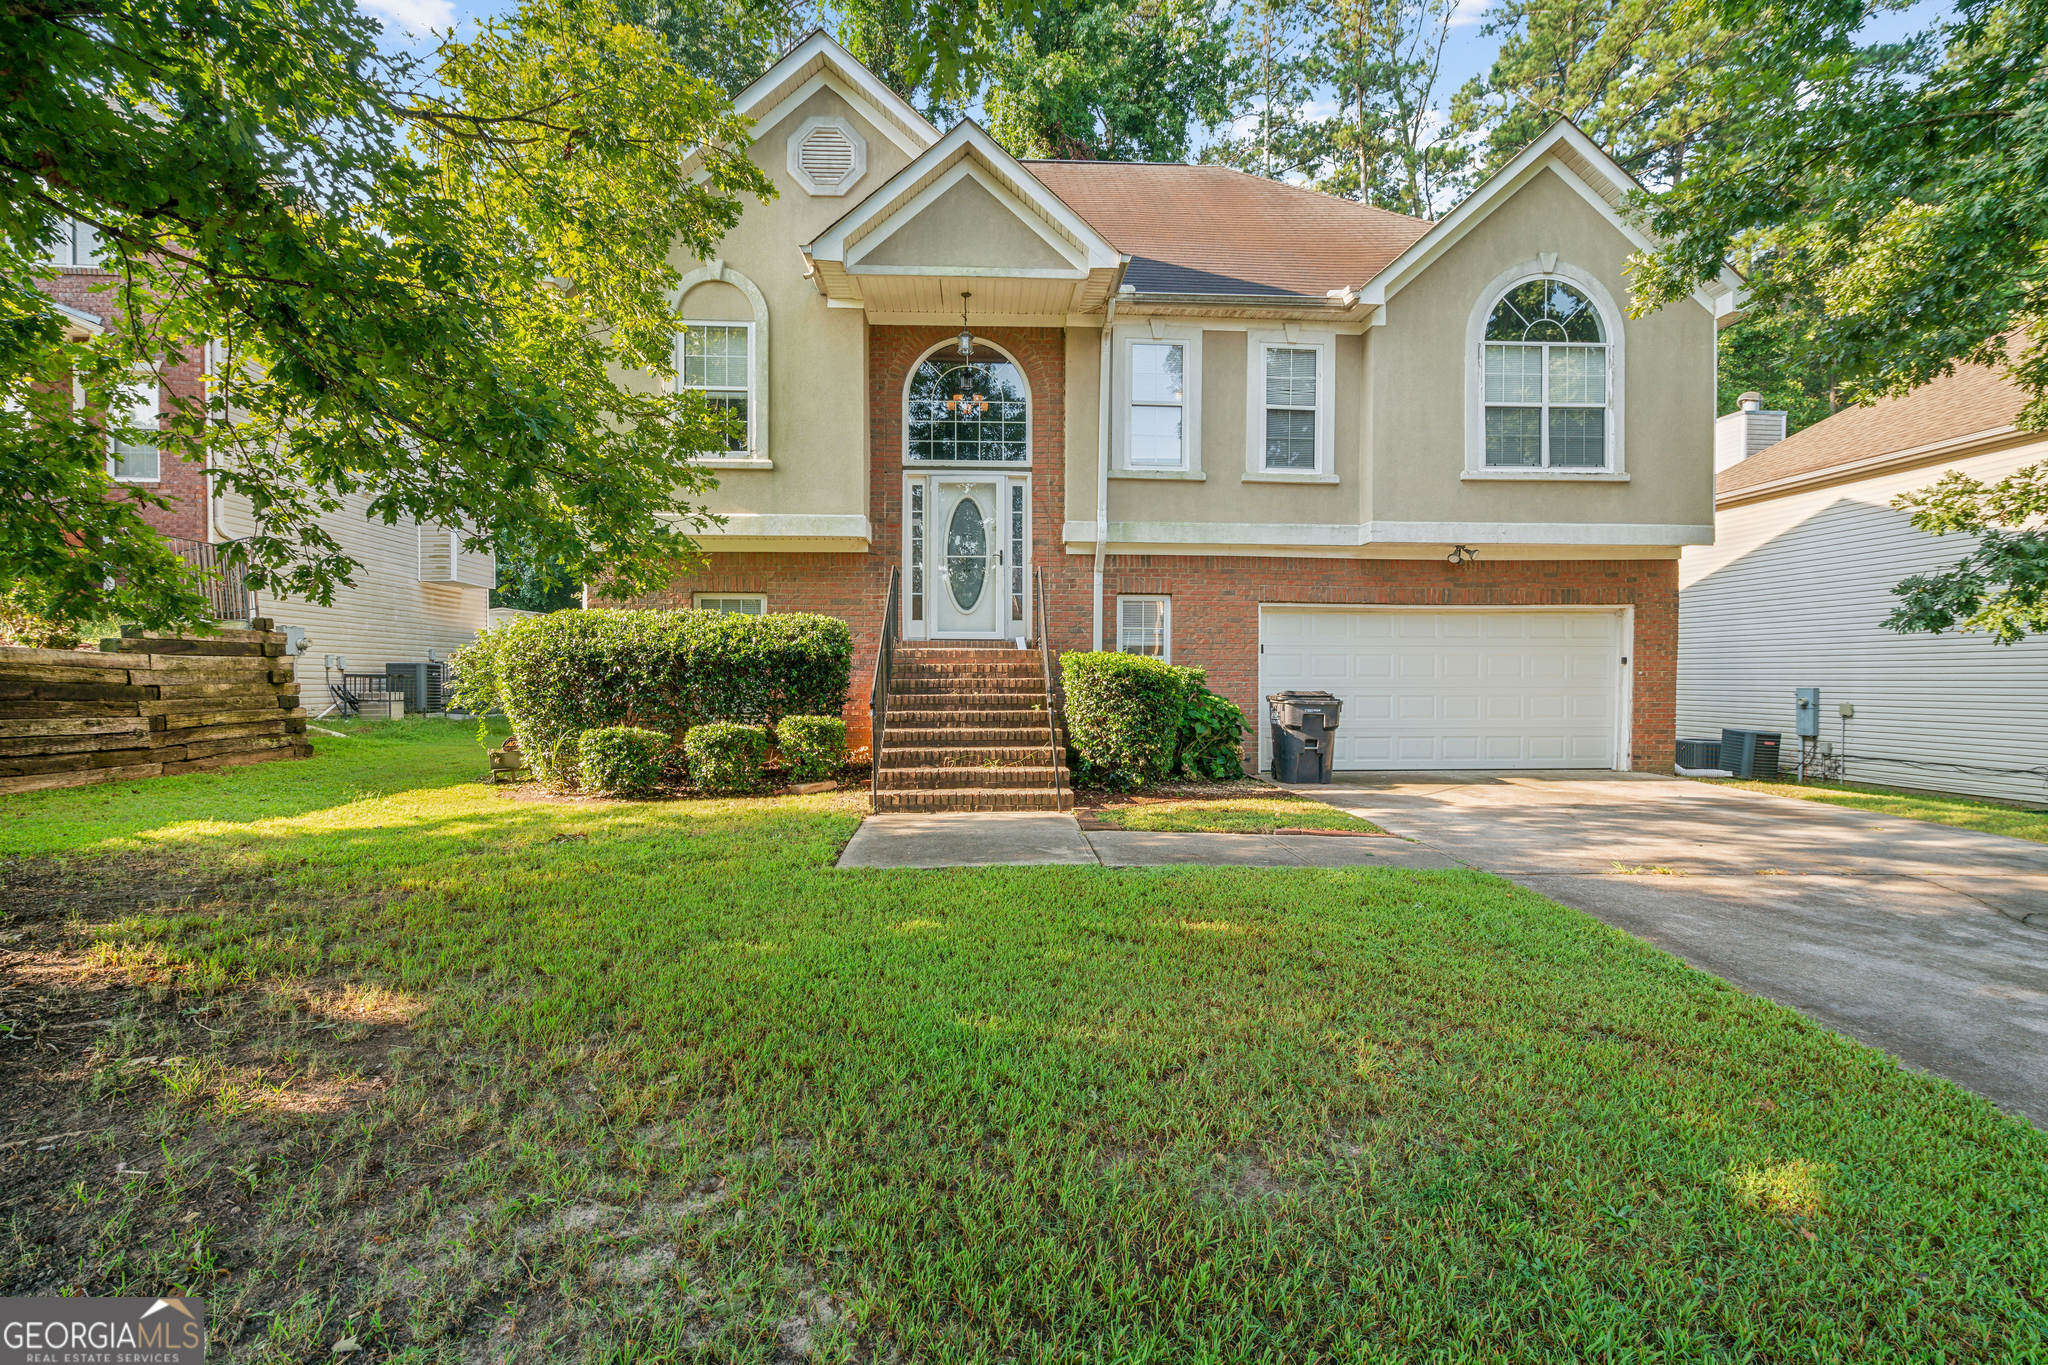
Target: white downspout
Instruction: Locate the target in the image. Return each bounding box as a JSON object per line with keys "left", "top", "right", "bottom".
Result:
{"left": 1093, "top": 295, "right": 1117, "bottom": 650}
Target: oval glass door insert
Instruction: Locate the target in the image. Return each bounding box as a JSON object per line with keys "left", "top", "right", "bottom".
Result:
{"left": 946, "top": 495, "right": 988, "bottom": 610}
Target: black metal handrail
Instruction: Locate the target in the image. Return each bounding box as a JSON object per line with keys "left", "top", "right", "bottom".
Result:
{"left": 167, "top": 537, "right": 254, "bottom": 621}
{"left": 870, "top": 564, "right": 901, "bottom": 809}
{"left": 1032, "top": 565, "right": 1067, "bottom": 812}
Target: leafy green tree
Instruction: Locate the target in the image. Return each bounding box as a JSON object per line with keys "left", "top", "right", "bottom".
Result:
{"left": 1634, "top": 0, "right": 2048, "bottom": 639}
{"left": 2, "top": 0, "right": 770, "bottom": 635}
{"left": 625, "top": 0, "right": 813, "bottom": 93}
{"left": 1457, "top": 0, "right": 1739, "bottom": 183}
{"left": 1304, "top": 0, "right": 1476, "bottom": 215}
{"left": 1717, "top": 301, "right": 1839, "bottom": 435}
{"left": 491, "top": 530, "right": 585, "bottom": 613}
{"left": 1204, "top": 0, "right": 1325, "bottom": 179}
{"left": 981, "top": 0, "right": 1238, "bottom": 161}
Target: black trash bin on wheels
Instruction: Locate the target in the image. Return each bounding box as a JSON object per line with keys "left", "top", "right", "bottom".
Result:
{"left": 1267, "top": 690, "right": 1344, "bottom": 783}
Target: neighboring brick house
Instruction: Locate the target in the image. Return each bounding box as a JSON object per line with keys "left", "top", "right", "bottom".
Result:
{"left": 34, "top": 229, "right": 492, "bottom": 700}
{"left": 618, "top": 32, "right": 1736, "bottom": 803}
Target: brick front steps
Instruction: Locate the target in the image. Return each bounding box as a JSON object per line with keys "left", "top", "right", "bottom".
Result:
{"left": 872, "top": 644, "right": 1071, "bottom": 812}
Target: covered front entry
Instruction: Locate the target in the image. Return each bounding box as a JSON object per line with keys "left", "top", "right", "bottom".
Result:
{"left": 1257, "top": 605, "right": 1629, "bottom": 771}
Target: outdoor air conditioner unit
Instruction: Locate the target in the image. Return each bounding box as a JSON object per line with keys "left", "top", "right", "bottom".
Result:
{"left": 1675, "top": 738, "right": 1721, "bottom": 769}
{"left": 385, "top": 661, "right": 445, "bottom": 715}
{"left": 1719, "top": 728, "right": 1782, "bottom": 780}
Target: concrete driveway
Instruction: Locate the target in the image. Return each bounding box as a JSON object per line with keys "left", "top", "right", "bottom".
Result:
{"left": 1296, "top": 771, "right": 2048, "bottom": 1126}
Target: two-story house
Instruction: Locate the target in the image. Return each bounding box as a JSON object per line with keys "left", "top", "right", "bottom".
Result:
{"left": 623, "top": 34, "right": 1737, "bottom": 805}
{"left": 35, "top": 230, "right": 493, "bottom": 704}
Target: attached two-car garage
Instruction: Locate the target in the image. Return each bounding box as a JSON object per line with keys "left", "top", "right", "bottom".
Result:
{"left": 1256, "top": 606, "right": 1629, "bottom": 771}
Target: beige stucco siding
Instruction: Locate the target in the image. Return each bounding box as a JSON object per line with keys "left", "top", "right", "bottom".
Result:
{"left": 1369, "top": 166, "right": 1715, "bottom": 532}
{"left": 212, "top": 488, "right": 490, "bottom": 672}
{"left": 660, "top": 83, "right": 918, "bottom": 534}
{"left": 856, "top": 177, "right": 1072, "bottom": 272}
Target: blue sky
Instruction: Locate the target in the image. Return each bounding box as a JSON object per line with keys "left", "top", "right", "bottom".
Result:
{"left": 363, "top": 0, "right": 1957, "bottom": 127}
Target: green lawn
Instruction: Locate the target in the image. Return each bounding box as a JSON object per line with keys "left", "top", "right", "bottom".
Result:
{"left": 1711, "top": 777, "right": 2048, "bottom": 844}
{"left": 3, "top": 721, "right": 2042, "bottom": 1361}
{"left": 1084, "top": 793, "right": 1384, "bottom": 834}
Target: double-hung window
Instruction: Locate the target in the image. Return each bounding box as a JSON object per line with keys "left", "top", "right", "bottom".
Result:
{"left": 106, "top": 368, "right": 160, "bottom": 483}
{"left": 678, "top": 322, "right": 753, "bottom": 454}
{"left": 1250, "top": 336, "right": 1332, "bottom": 476}
{"left": 1480, "top": 278, "right": 1610, "bottom": 470}
{"left": 43, "top": 218, "right": 100, "bottom": 268}
{"left": 1126, "top": 341, "right": 1187, "bottom": 468}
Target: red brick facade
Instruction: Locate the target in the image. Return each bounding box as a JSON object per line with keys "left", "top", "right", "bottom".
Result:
{"left": 38, "top": 267, "right": 209, "bottom": 543}
{"left": 627, "top": 323, "right": 1680, "bottom": 772}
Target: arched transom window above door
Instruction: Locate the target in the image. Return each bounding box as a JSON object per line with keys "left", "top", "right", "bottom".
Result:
{"left": 906, "top": 353, "right": 1029, "bottom": 463}
{"left": 1471, "top": 271, "right": 1624, "bottom": 477}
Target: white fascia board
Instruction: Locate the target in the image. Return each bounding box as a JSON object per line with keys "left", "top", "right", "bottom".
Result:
{"left": 809, "top": 120, "right": 1121, "bottom": 272}
{"left": 733, "top": 32, "right": 936, "bottom": 158}
{"left": 1356, "top": 120, "right": 1741, "bottom": 317}
{"left": 52, "top": 301, "right": 103, "bottom": 335}
{"left": 1714, "top": 424, "right": 2028, "bottom": 508}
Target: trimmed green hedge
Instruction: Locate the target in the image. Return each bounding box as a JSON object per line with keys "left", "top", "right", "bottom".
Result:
{"left": 578, "top": 726, "right": 669, "bottom": 798}
{"left": 684, "top": 722, "right": 768, "bottom": 794}
{"left": 1059, "top": 652, "right": 1249, "bottom": 789}
{"left": 450, "top": 609, "right": 851, "bottom": 784}
{"left": 777, "top": 714, "right": 847, "bottom": 782}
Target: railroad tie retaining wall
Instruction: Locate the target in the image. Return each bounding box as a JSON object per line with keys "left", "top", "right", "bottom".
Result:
{"left": 0, "top": 619, "right": 312, "bottom": 795}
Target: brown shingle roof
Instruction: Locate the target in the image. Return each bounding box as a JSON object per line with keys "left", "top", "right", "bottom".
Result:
{"left": 1023, "top": 161, "right": 1431, "bottom": 298}
{"left": 1718, "top": 361, "right": 2028, "bottom": 498}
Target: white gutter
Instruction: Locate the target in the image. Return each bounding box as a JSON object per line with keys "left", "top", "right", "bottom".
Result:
{"left": 1093, "top": 294, "right": 1117, "bottom": 650}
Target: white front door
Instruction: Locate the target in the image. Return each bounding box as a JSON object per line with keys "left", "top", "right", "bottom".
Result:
{"left": 932, "top": 475, "right": 1005, "bottom": 637}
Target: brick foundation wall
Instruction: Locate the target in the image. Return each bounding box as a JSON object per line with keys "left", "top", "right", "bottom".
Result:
{"left": 37, "top": 267, "right": 208, "bottom": 543}
{"left": 619, "top": 321, "right": 1681, "bottom": 773}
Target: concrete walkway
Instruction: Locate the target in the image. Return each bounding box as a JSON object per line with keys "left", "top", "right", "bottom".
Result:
{"left": 836, "top": 812, "right": 1464, "bottom": 871}
{"left": 1290, "top": 771, "right": 2048, "bottom": 1126}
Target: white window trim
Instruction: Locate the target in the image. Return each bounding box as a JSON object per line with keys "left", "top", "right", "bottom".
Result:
{"left": 1464, "top": 260, "right": 1627, "bottom": 480}
{"left": 1244, "top": 330, "right": 1336, "bottom": 480}
{"left": 787, "top": 114, "right": 868, "bottom": 197}
{"left": 101, "top": 366, "right": 161, "bottom": 484}
{"left": 1111, "top": 322, "right": 1202, "bottom": 474}
{"left": 693, "top": 592, "right": 767, "bottom": 614}
{"left": 1116, "top": 594, "right": 1171, "bottom": 661}
{"left": 673, "top": 260, "right": 770, "bottom": 465}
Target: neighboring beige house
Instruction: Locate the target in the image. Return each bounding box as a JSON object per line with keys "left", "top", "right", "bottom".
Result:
{"left": 1680, "top": 362, "right": 2048, "bottom": 803}
{"left": 619, "top": 32, "right": 1738, "bottom": 807}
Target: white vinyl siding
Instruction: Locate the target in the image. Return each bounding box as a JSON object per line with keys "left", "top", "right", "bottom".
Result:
{"left": 1679, "top": 443, "right": 2048, "bottom": 804}
{"left": 1117, "top": 595, "right": 1170, "bottom": 660}
{"left": 1259, "top": 607, "right": 1623, "bottom": 771}
{"left": 212, "top": 485, "right": 491, "bottom": 674}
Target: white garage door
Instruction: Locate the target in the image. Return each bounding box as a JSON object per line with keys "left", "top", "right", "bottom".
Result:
{"left": 1258, "top": 607, "right": 1625, "bottom": 771}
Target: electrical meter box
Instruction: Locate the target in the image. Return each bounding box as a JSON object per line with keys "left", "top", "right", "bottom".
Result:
{"left": 1794, "top": 687, "right": 1820, "bottom": 738}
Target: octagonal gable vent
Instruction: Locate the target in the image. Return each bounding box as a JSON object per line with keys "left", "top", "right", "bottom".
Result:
{"left": 789, "top": 117, "right": 866, "bottom": 197}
